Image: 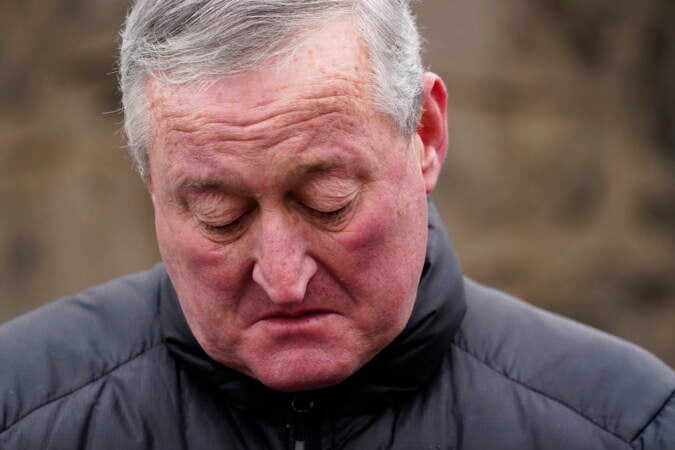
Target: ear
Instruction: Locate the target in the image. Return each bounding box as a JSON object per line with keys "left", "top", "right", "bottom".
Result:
{"left": 416, "top": 72, "right": 448, "bottom": 194}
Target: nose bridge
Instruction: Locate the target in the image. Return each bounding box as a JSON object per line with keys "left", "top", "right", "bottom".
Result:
{"left": 252, "top": 209, "right": 317, "bottom": 304}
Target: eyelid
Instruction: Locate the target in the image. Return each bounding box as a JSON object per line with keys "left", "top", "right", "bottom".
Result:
{"left": 305, "top": 199, "right": 351, "bottom": 214}
{"left": 310, "top": 203, "right": 350, "bottom": 220}
{"left": 298, "top": 195, "right": 357, "bottom": 229}
{"left": 188, "top": 191, "right": 250, "bottom": 221}
{"left": 299, "top": 183, "right": 359, "bottom": 209}
{"left": 301, "top": 173, "right": 358, "bottom": 194}
{"left": 203, "top": 216, "right": 243, "bottom": 232}
{"left": 197, "top": 206, "right": 255, "bottom": 239}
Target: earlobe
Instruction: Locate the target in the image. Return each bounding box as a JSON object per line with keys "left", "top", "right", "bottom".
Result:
{"left": 417, "top": 73, "right": 448, "bottom": 194}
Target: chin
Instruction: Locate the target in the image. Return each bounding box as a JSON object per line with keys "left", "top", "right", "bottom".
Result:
{"left": 250, "top": 347, "right": 358, "bottom": 392}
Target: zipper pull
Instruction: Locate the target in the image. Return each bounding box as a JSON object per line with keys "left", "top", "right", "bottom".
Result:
{"left": 291, "top": 392, "right": 314, "bottom": 414}
{"left": 290, "top": 392, "right": 314, "bottom": 450}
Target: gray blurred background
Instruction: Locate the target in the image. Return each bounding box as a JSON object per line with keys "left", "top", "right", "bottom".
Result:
{"left": 1, "top": 0, "right": 673, "bottom": 366}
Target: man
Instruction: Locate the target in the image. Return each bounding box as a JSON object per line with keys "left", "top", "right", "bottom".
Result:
{"left": 0, "top": 0, "right": 673, "bottom": 448}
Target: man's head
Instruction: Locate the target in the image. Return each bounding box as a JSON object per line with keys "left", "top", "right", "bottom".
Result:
{"left": 119, "top": 0, "right": 448, "bottom": 392}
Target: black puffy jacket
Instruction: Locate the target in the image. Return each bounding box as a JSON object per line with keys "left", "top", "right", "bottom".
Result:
{"left": 1, "top": 205, "right": 674, "bottom": 449}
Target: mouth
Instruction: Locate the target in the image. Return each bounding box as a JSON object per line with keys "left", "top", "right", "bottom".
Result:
{"left": 256, "top": 309, "right": 336, "bottom": 328}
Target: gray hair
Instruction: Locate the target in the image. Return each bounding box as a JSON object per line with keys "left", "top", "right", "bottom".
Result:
{"left": 119, "top": 0, "right": 424, "bottom": 178}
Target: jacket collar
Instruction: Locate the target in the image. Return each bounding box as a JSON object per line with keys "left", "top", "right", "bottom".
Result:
{"left": 160, "top": 200, "right": 466, "bottom": 420}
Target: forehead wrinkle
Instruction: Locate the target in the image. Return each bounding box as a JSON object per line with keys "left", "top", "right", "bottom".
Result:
{"left": 155, "top": 92, "right": 366, "bottom": 163}
{"left": 151, "top": 74, "right": 369, "bottom": 127}
{"left": 161, "top": 90, "right": 351, "bottom": 130}
{"left": 170, "top": 107, "right": 346, "bottom": 151}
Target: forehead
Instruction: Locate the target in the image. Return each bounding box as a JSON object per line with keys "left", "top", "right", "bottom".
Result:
{"left": 147, "top": 19, "right": 377, "bottom": 133}
{"left": 145, "top": 20, "right": 399, "bottom": 187}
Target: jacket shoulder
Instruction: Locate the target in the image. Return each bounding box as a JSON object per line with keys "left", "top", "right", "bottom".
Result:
{"left": 454, "top": 279, "right": 675, "bottom": 446}
{"left": 0, "top": 264, "right": 166, "bottom": 433}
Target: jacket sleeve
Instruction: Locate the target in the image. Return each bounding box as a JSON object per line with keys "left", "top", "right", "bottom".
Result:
{"left": 632, "top": 391, "right": 675, "bottom": 450}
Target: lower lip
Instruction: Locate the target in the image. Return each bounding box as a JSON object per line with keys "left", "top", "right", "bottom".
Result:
{"left": 258, "top": 312, "right": 334, "bottom": 330}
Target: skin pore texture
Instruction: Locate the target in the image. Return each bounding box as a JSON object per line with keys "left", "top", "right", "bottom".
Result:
{"left": 146, "top": 20, "right": 448, "bottom": 392}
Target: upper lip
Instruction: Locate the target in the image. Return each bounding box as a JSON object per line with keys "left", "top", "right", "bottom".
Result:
{"left": 256, "top": 308, "right": 335, "bottom": 322}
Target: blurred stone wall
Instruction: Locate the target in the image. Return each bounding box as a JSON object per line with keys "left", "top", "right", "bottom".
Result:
{"left": 1, "top": 0, "right": 673, "bottom": 366}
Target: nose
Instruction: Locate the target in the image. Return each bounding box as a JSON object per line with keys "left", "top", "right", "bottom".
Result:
{"left": 251, "top": 211, "right": 317, "bottom": 305}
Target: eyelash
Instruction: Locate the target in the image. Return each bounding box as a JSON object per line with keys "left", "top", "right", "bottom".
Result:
{"left": 200, "top": 200, "right": 352, "bottom": 237}
{"left": 305, "top": 203, "right": 350, "bottom": 222}
{"left": 204, "top": 221, "right": 242, "bottom": 234}
{"left": 202, "top": 211, "right": 251, "bottom": 235}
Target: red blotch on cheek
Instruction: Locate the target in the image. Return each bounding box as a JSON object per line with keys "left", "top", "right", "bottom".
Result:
{"left": 331, "top": 203, "right": 398, "bottom": 277}
{"left": 342, "top": 213, "right": 390, "bottom": 251}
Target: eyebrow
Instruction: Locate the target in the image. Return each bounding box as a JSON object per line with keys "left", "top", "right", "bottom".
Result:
{"left": 182, "top": 180, "right": 227, "bottom": 193}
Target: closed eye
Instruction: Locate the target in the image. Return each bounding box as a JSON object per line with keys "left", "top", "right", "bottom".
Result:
{"left": 309, "top": 204, "right": 348, "bottom": 218}
{"left": 201, "top": 209, "right": 253, "bottom": 237}
{"left": 301, "top": 202, "right": 352, "bottom": 226}
{"left": 204, "top": 219, "right": 243, "bottom": 234}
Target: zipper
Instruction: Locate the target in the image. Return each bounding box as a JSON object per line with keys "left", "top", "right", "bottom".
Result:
{"left": 287, "top": 392, "right": 316, "bottom": 450}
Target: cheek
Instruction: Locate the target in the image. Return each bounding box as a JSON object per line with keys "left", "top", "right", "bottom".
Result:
{"left": 154, "top": 202, "right": 250, "bottom": 293}
{"left": 154, "top": 201, "right": 252, "bottom": 358}
{"left": 327, "top": 188, "right": 428, "bottom": 307}
{"left": 340, "top": 177, "right": 427, "bottom": 260}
